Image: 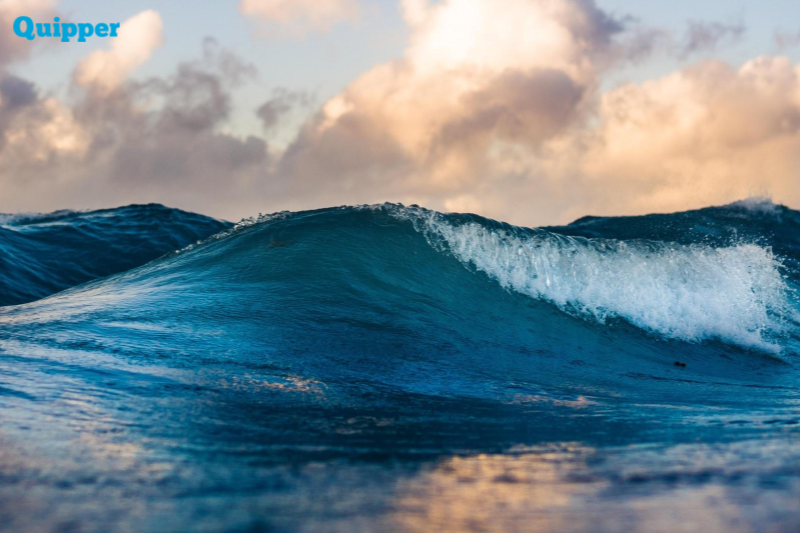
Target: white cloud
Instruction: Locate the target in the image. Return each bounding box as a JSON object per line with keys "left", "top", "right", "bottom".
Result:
{"left": 570, "top": 56, "right": 800, "bottom": 216}
{"left": 269, "top": 0, "right": 800, "bottom": 226}
{"left": 240, "top": 0, "right": 358, "bottom": 34}
{"left": 273, "top": 0, "right": 621, "bottom": 220}
{"left": 74, "top": 10, "right": 165, "bottom": 93}
{"left": 0, "top": 0, "right": 58, "bottom": 66}
{"left": 2, "top": 0, "right": 800, "bottom": 227}
{"left": 0, "top": 40, "right": 269, "bottom": 218}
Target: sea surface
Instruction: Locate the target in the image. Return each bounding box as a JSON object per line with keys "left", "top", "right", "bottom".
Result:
{"left": 0, "top": 204, "right": 230, "bottom": 307}
{"left": 1, "top": 199, "right": 799, "bottom": 532}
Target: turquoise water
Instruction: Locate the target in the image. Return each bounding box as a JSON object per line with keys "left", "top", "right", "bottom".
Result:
{"left": 1, "top": 200, "right": 799, "bottom": 531}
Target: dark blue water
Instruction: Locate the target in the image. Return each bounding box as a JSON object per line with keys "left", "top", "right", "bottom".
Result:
{"left": 1, "top": 199, "right": 799, "bottom": 531}
{"left": 0, "top": 203, "right": 231, "bottom": 306}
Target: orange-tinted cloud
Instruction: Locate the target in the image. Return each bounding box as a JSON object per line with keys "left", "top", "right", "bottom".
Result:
{"left": 240, "top": 0, "right": 358, "bottom": 34}
{"left": 269, "top": 0, "right": 800, "bottom": 226}
{"left": 0, "top": 37, "right": 268, "bottom": 218}
{"left": 274, "top": 0, "right": 621, "bottom": 220}
{"left": 568, "top": 56, "right": 800, "bottom": 219}
{"left": 0, "top": 0, "right": 58, "bottom": 66}
{"left": 2, "top": 0, "right": 800, "bottom": 227}
{"left": 74, "top": 10, "right": 165, "bottom": 94}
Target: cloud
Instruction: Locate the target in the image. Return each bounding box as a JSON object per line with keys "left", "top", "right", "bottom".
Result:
{"left": 256, "top": 88, "right": 314, "bottom": 131}
{"left": 0, "top": 75, "right": 36, "bottom": 109}
{"left": 679, "top": 20, "right": 745, "bottom": 59}
{"left": 0, "top": 38, "right": 270, "bottom": 218}
{"left": 775, "top": 29, "right": 800, "bottom": 50}
{"left": 0, "top": 0, "right": 58, "bottom": 67}
{"left": 439, "top": 55, "right": 800, "bottom": 224}
{"left": 239, "top": 0, "right": 358, "bottom": 34}
{"left": 265, "top": 0, "right": 800, "bottom": 226}
{"left": 1, "top": 0, "right": 799, "bottom": 228}
{"left": 0, "top": 0, "right": 91, "bottom": 168}
{"left": 74, "top": 10, "right": 165, "bottom": 94}
{"left": 568, "top": 56, "right": 800, "bottom": 217}
{"left": 0, "top": 75, "right": 45, "bottom": 152}
{"left": 271, "top": 0, "right": 621, "bottom": 216}
{"left": 610, "top": 18, "right": 745, "bottom": 64}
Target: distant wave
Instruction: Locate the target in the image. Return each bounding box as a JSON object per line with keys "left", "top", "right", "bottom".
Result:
{"left": 0, "top": 209, "right": 82, "bottom": 226}
{"left": 0, "top": 203, "right": 231, "bottom": 306}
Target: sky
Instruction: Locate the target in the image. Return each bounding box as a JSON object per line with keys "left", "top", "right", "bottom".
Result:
{"left": 0, "top": 0, "right": 799, "bottom": 226}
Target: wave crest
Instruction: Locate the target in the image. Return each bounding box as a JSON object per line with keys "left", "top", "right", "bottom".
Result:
{"left": 396, "top": 207, "right": 796, "bottom": 352}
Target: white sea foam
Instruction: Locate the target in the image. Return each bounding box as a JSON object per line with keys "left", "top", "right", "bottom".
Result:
{"left": 401, "top": 209, "right": 795, "bottom": 352}
{"left": 726, "top": 197, "right": 782, "bottom": 217}
{"left": 0, "top": 212, "right": 44, "bottom": 226}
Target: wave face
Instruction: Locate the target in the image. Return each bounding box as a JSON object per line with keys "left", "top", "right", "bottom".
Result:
{"left": 411, "top": 208, "right": 795, "bottom": 352}
{"left": 0, "top": 203, "right": 231, "bottom": 306}
{"left": 2, "top": 201, "right": 800, "bottom": 531}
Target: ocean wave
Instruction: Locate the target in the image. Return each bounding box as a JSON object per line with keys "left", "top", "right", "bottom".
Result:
{"left": 0, "top": 209, "right": 81, "bottom": 226}
{"left": 0, "top": 203, "right": 231, "bottom": 306}
{"left": 2, "top": 200, "right": 800, "bottom": 531}
{"left": 404, "top": 207, "right": 795, "bottom": 352}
